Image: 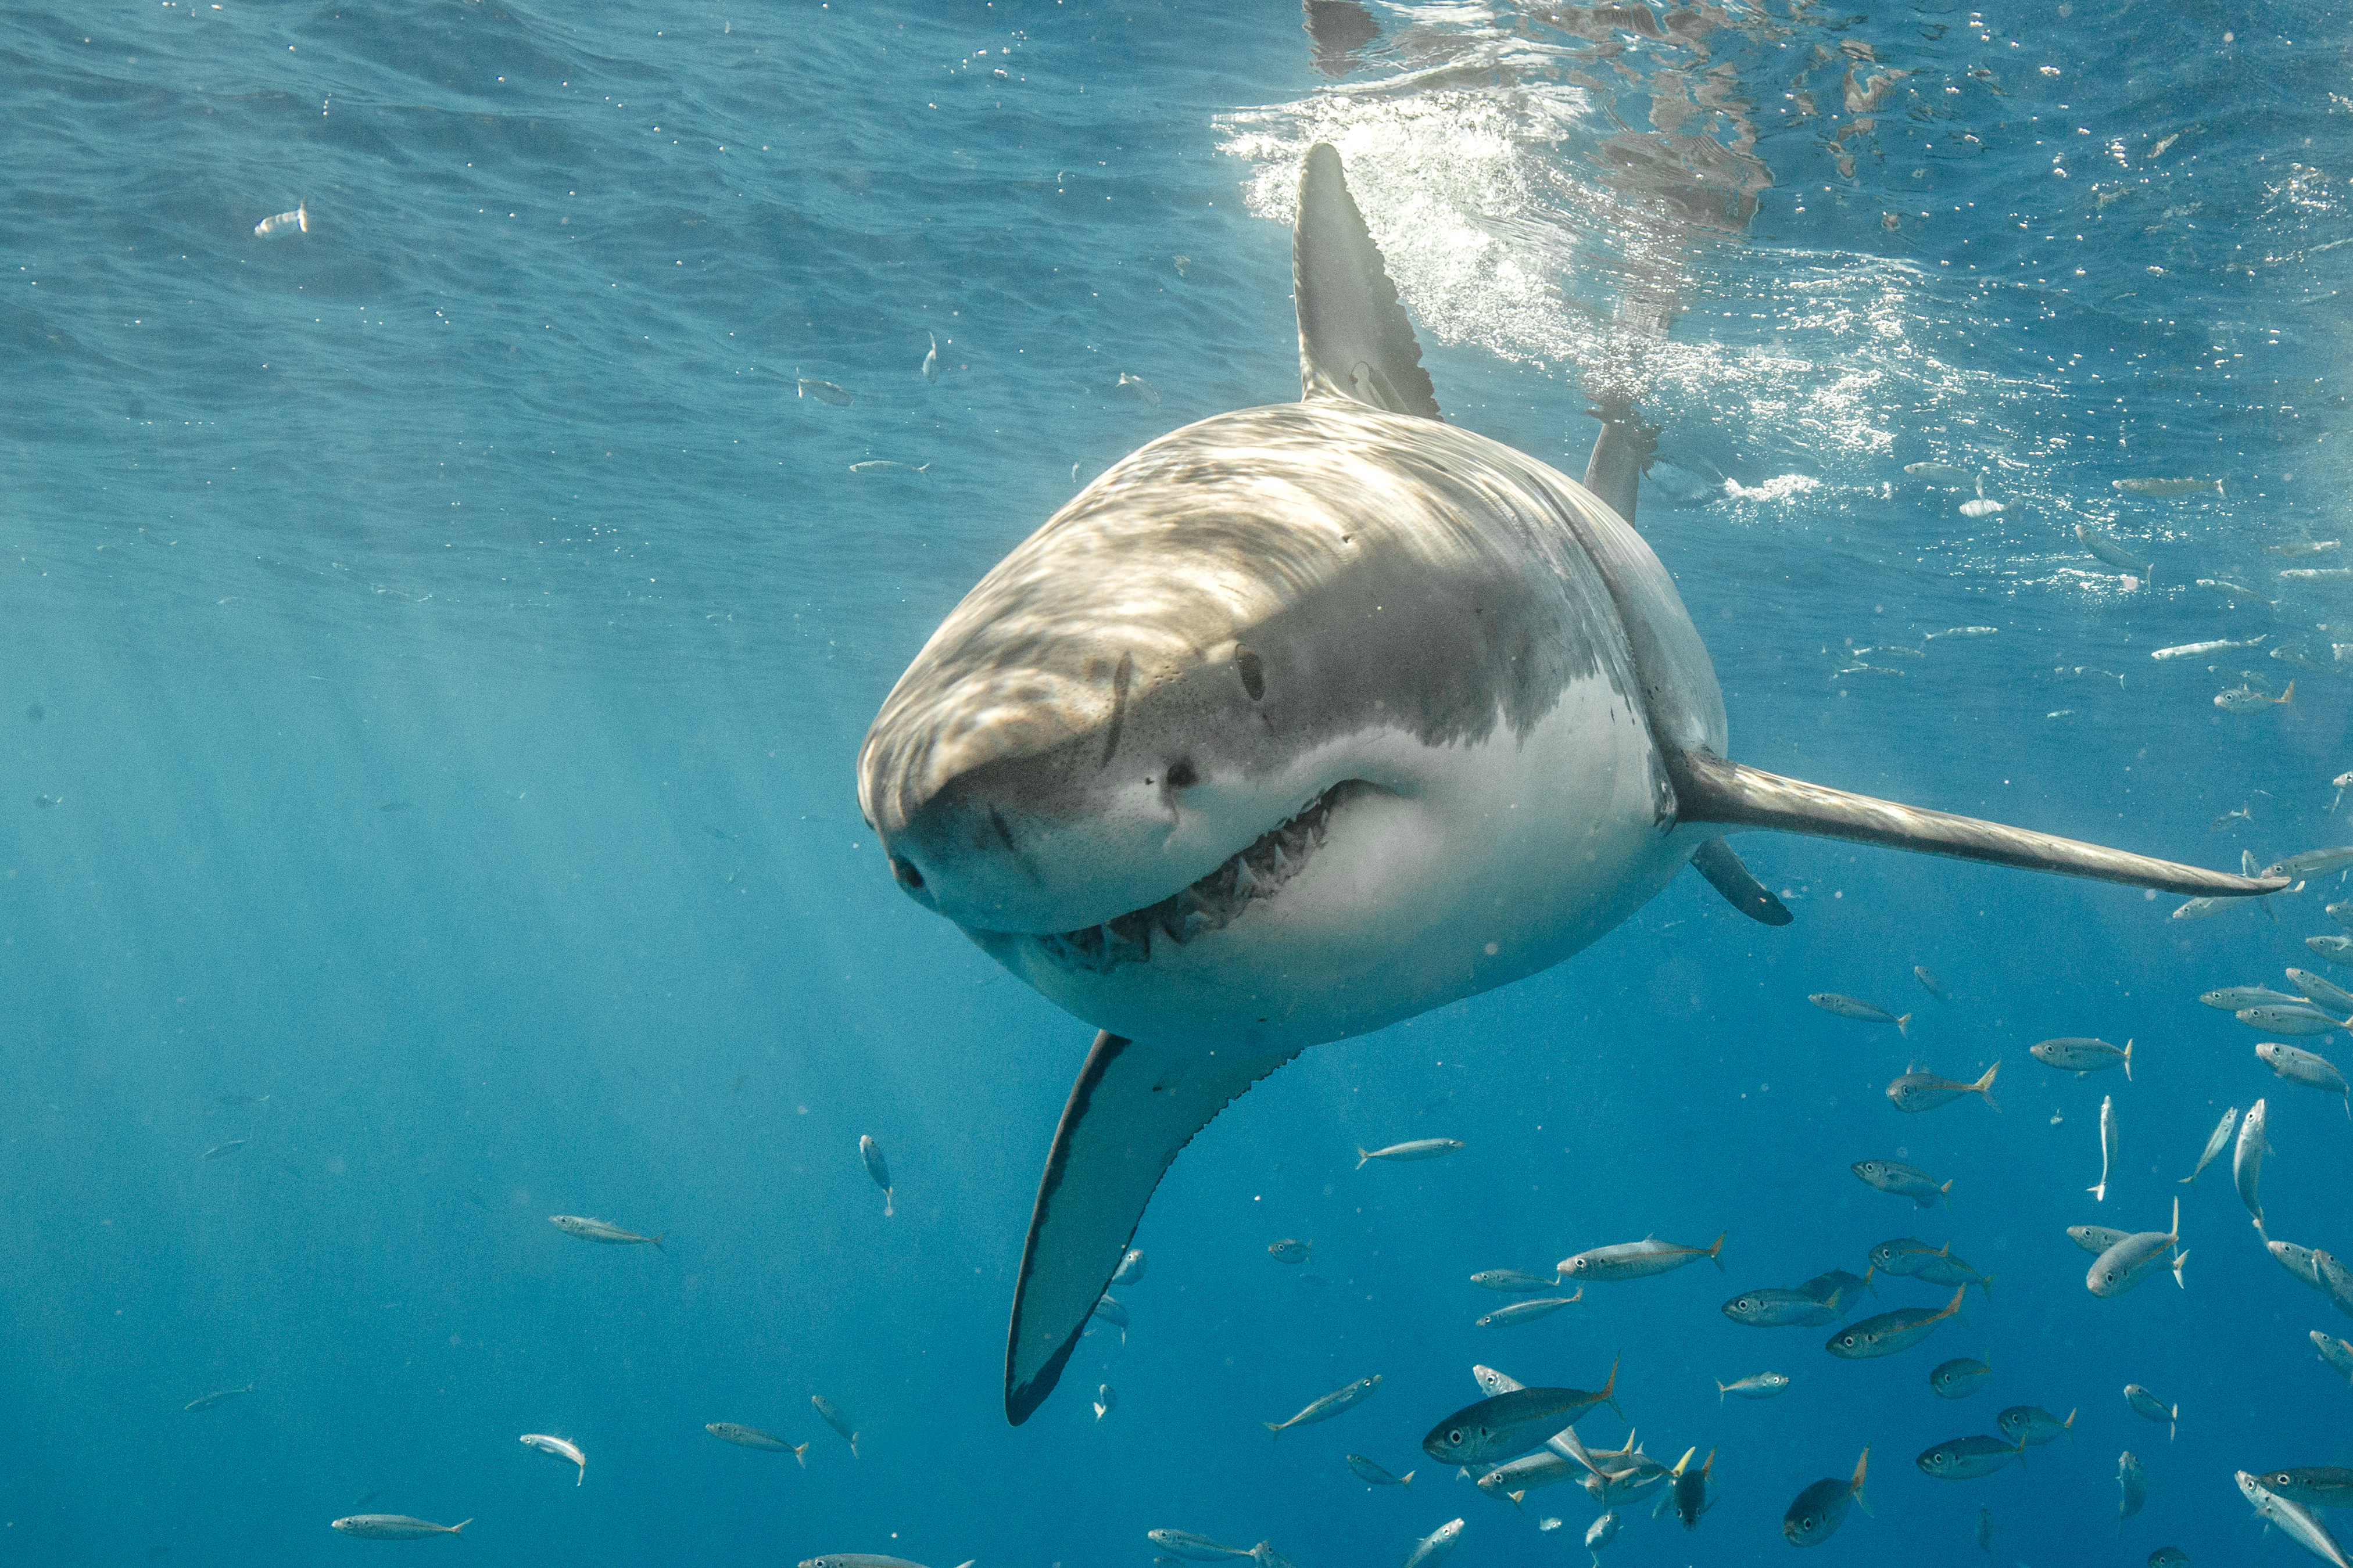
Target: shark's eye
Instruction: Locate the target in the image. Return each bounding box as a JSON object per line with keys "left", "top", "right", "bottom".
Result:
{"left": 1234, "top": 644, "right": 1266, "bottom": 701}
{"left": 1165, "top": 759, "right": 1198, "bottom": 790}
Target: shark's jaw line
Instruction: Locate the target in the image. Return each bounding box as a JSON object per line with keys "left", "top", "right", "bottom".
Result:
{"left": 1019, "top": 780, "right": 1382, "bottom": 973}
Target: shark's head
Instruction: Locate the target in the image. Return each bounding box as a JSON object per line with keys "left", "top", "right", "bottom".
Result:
{"left": 857, "top": 399, "right": 1697, "bottom": 1049}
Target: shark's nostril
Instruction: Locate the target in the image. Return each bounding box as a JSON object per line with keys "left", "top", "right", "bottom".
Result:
{"left": 891, "top": 855, "right": 926, "bottom": 891}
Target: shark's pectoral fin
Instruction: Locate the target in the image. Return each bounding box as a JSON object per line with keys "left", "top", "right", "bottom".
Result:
{"left": 1670, "top": 748, "right": 2286, "bottom": 898}
{"left": 1293, "top": 144, "right": 1441, "bottom": 420}
{"left": 1689, "top": 837, "right": 1793, "bottom": 925}
{"left": 1005, "top": 1031, "right": 1298, "bottom": 1425}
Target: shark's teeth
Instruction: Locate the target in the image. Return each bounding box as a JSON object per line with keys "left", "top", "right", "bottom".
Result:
{"left": 1032, "top": 783, "right": 1366, "bottom": 974}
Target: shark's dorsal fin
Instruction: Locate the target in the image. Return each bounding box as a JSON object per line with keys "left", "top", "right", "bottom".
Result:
{"left": 1294, "top": 144, "right": 1440, "bottom": 419}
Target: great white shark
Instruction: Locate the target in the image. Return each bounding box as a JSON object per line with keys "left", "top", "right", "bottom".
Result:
{"left": 854, "top": 145, "right": 2281, "bottom": 1425}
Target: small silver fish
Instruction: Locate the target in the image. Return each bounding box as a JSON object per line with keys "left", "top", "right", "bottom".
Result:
{"left": 2236, "top": 1473, "right": 2350, "bottom": 1565}
{"left": 2119, "top": 1451, "right": 2148, "bottom": 1529}
{"left": 1929, "top": 1356, "right": 1993, "bottom": 1399}
{"left": 2179, "top": 1106, "right": 2239, "bottom": 1184}
{"left": 254, "top": 200, "right": 309, "bottom": 238}
{"left": 811, "top": 1394, "right": 859, "bottom": 1457}
{"left": 2315, "top": 935, "right": 2353, "bottom": 968}
{"left": 2112, "top": 476, "right": 2222, "bottom": 497}
{"left": 1356, "top": 1137, "right": 1463, "bottom": 1168}
{"left": 1718, "top": 1370, "right": 1792, "bottom": 1401}
{"left": 1475, "top": 1293, "right": 1581, "bottom": 1328}
{"left": 2217, "top": 680, "right": 2295, "bottom": 712}
{"left": 1886, "top": 1063, "right": 2000, "bottom": 1114}
{"left": 1422, "top": 1370, "right": 1620, "bottom": 1464}
{"left": 1584, "top": 1509, "right": 1618, "bottom": 1560}
{"left": 859, "top": 1134, "right": 894, "bottom": 1217}
{"left": 2268, "top": 1239, "right": 2323, "bottom": 1289}
{"left": 1925, "top": 626, "right": 1999, "bottom": 638}
{"left": 200, "top": 1139, "right": 248, "bottom": 1160}
{"left": 921, "top": 332, "right": 940, "bottom": 384}
{"left": 797, "top": 378, "right": 853, "bottom": 406}
{"left": 2089, "top": 1094, "right": 2118, "bottom": 1203}
{"left": 2258, "top": 1042, "right": 2351, "bottom": 1114}
{"left": 2197, "top": 577, "right": 2275, "bottom": 603}
{"left": 847, "top": 461, "right": 930, "bottom": 478}
{"left": 1262, "top": 1373, "right": 1379, "bottom": 1441}
{"left": 2236, "top": 1099, "right": 2271, "bottom": 1232}
{"left": 1401, "top": 1519, "right": 1463, "bottom": 1568}
{"left": 1266, "top": 1238, "right": 1312, "bottom": 1265}
{"left": 1781, "top": 1447, "right": 1869, "bottom": 1545}
{"left": 2284, "top": 567, "right": 2353, "bottom": 582}
{"left": 2245, "top": 1006, "right": 2348, "bottom": 1036}
{"left": 1343, "top": 1453, "right": 1413, "bottom": 1487}
{"left": 1809, "top": 993, "right": 1911, "bottom": 1034}
{"left": 2079, "top": 521, "right": 2151, "bottom": 573}
{"left": 1116, "top": 372, "right": 1161, "bottom": 407}
{"left": 1994, "top": 1404, "right": 2075, "bottom": 1446}
{"left": 705, "top": 1423, "right": 807, "bottom": 1462}
{"left": 1470, "top": 1268, "right": 1559, "bottom": 1292}
{"left": 1958, "top": 497, "right": 2004, "bottom": 518}
{"left": 1852, "top": 644, "right": 1925, "bottom": 661}
{"left": 330, "top": 1516, "right": 470, "bottom": 1540}
{"left": 2270, "top": 845, "right": 2353, "bottom": 880}
{"left": 1853, "top": 1158, "right": 1952, "bottom": 1207}
{"left": 2200, "top": 986, "right": 2308, "bottom": 1011}
{"left": 1825, "top": 1287, "right": 1966, "bottom": 1359}
{"left": 1094, "top": 1382, "right": 1116, "bottom": 1422}
{"left": 1112, "top": 1247, "right": 1147, "bottom": 1285}
{"left": 2150, "top": 634, "right": 2265, "bottom": 660}
{"left": 1557, "top": 1234, "right": 1725, "bottom": 1282}
{"left": 1914, "top": 965, "right": 1949, "bottom": 1002}
{"left": 549, "top": 1215, "right": 664, "bottom": 1249}
{"left": 182, "top": 1383, "right": 255, "bottom": 1412}
{"left": 2269, "top": 540, "right": 2343, "bottom": 557}
{"left": 521, "top": 1433, "right": 585, "bottom": 1484}
{"left": 2030, "top": 1036, "right": 2133, "bottom": 1079}
{"left": 2123, "top": 1383, "right": 2176, "bottom": 1441}
{"left": 1145, "top": 1531, "right": 1251, "bottom": 1562}
{"left": 1916, "top": 1434, "right": 2025, "bottom": 1479}
{"left": 2085, "top": 1198, "right": 2183, "bottom": 1296}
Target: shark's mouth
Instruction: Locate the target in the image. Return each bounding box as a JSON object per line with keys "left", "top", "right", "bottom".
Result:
{"left": 1028, "top": 780, "right": 1381, "bottom": 973}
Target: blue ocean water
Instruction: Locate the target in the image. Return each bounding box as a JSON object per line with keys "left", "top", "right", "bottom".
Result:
{"left": 4, "top": 0, "right": 2351, "bottom": 1562}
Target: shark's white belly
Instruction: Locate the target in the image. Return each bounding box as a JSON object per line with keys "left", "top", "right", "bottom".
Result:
{"left": 981, "top": 667, "right": 1703, "bottom": 1052}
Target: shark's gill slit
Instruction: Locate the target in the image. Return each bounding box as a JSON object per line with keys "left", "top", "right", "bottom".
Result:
{"left": 1030, "top": 780, "right": 1383, "bottom": 971}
